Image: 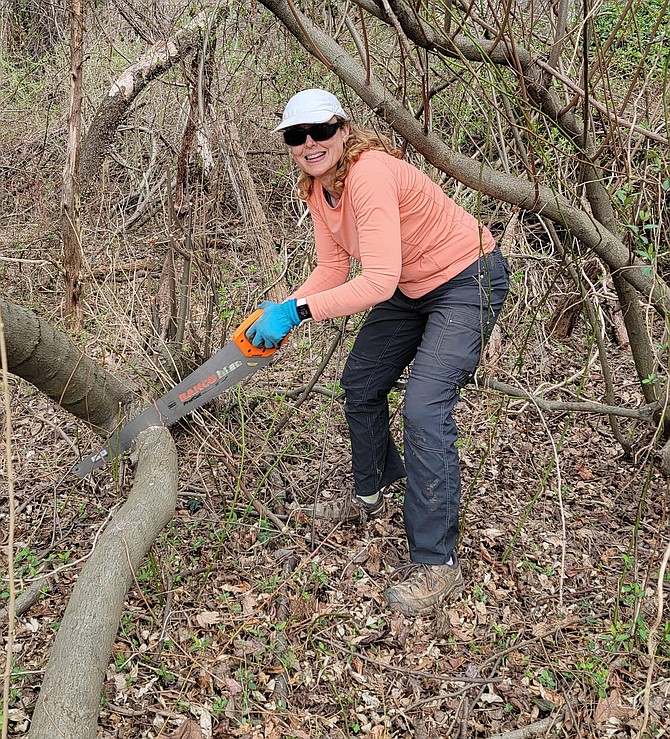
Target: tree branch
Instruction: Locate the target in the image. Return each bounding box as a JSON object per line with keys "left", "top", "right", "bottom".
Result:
{"left": 79, "top": 9, "right": 223, "bottom": 189}
{"left": 0, "top": 298, "right": 134, "bottom": 435}
{"left": 258, "top": 0, "right": 670, "bottom": 321}
{"left": 27, "top": 426, "right": 178, "bottom": 739}
{"left": 482, "top": 377, "right": 657, "bottom": 420}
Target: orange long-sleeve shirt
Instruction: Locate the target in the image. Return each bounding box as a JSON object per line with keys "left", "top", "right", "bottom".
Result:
{"left": 291, "top": 150, "right": 495, "bottom": 321}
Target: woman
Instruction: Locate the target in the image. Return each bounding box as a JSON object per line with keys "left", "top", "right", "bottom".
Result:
{"left": 247, "top": 88, "right": 510, "bottom": 616}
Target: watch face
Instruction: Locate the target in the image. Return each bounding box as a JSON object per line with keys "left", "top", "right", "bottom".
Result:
{"left": 297, "top": 303, "right": 311, "bottom": 321}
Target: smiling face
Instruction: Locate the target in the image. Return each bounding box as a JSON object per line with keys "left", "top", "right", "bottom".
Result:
{"left": 287, "top": 117, "right": 350, "bottom": 193}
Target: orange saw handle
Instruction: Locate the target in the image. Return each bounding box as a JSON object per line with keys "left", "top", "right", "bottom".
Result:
{"left": 232, "top": 309, "right": 288, "bottom": 358}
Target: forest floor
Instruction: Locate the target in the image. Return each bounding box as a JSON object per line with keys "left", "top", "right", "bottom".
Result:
{"left": 3, "top": 222, "right": 670, "bottom": 739}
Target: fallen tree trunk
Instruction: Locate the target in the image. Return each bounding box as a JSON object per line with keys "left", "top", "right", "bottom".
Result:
{"left": 2, "top": 298, "right": 180, "bottom": 735}
{"left": 0, "top": 298, "right": 134, "bottom": 434}
{"left": 27, "top": 426, "right": 179, "bottom": 739}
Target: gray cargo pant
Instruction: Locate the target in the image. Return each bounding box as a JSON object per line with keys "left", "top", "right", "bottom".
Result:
{"left": 340, "top": 246, "right": 510, "bottom": 564}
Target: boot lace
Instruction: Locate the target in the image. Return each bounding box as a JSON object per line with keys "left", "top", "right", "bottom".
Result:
{"left": 389, "top": 563, "right": 438, "bottom": 589}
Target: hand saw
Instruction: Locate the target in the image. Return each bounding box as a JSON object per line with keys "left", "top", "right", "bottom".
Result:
{"left": 73, "top": 310, "right": 278, "bottom": 478}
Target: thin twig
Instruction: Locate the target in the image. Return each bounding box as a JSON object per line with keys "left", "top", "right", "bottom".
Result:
{"left": 380, "top": 0, "right": 425, "bottom": 81}
{"left": 328, "top": 640, "right": 502, "bottom": 685}
{"left": 638, "top": 532, "right": 670, "bottom": 738}
{"left": 481, "top": 377, "right": 658, "bottom": 420}
{"left": 273, "top": 555, "right": 297, "bottom": 709}
{"left": 0, "top": 567, "right": 52, "bottom": 622}
{"left": 214, "top": 451, "right": 288, "bottom": 533}
{"left": 175, "top": 209, "right": 193, "bottom": 348}
{"left": 536, "top": 58, "right": 668, "bottom": 145}
{"left": 541, "top": 217, "right": 630, "bottom": 455}
{"left": 285, "top": 384, "right": 342, "bottom": 400}
{"left": 24, "top": 505, "right": 120, "bottom": 582}
{"left": 510, "top": 386, "right": 566, "bottom": 608}
{"left": 398, "top": 372, "right": 656, "bottom": 420}
{"left": 273, "top": 326, "right": 346, "bottom": 433}
{"left": 285, "top": 0, "right": 335, "bottom": 70}
{"left": 0, "top": 256, "right": 53, "bottom": 266}
{"left": 476, "top": 616, "right": 595, "bottom": 674}
{"left": 1, "top": 308, "right": 17, "bottom": 739}
{"left": 487, "top": 714, "right": 564, "bottom": 739}
{"left": 153, "top": 574, "right": 174, "bottom": 664}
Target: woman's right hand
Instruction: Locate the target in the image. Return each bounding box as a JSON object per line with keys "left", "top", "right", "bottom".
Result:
{"left": 245, "top": 300, "right": 300, "bottom": 349}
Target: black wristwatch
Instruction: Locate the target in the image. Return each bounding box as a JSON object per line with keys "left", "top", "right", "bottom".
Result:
{"left": 296, "top": 298, "right": 312, "bottom": 322}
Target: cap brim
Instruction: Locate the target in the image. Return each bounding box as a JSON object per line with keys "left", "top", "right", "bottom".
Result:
{"left": 273, "top": 110, "right": 348, "bottom": 133}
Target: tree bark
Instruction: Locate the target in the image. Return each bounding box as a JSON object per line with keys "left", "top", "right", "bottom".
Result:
{"left": 61, "top": 0, "right": 84, "bottom": 327}
{"left": 27, "top": 426, "right": 179, "bottom": 739}
{"left": 0, "top": 298, "right": 134, "bottom": 434}
{"left": 3, "top": 301, "right": 181, "bottom": 736}
{"left": 581, "top": 171, "right": 660, "bottom": 404}
{"left": 79, "top": 9, "right": 221, "bottom": 191}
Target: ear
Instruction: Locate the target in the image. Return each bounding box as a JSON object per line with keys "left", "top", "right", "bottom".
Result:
{"left": 341, "top": 121, "right": 351, "bottom": 142}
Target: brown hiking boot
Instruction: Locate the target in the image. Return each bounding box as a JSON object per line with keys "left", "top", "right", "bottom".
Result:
{"left": 299, "top": 491, "right": 385, "bottom": 523}
{"left": 384, "top": 559, "right": 464, "bottom": 616}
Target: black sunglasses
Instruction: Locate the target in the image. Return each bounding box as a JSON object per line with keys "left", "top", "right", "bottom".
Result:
{"left": 283, "top": 121, "right": 344, "bottom": 147}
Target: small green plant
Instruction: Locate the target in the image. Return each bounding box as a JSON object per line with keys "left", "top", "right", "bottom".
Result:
{"left": 1, "top": 668, "right": 24, "bottom": 709}
{"left": 575, "top": 657, "right": 609, "bottom": 698}
{"left": 211, "top": 696, "right": 228, "bottom": 718}
{"left": 234, "top": 667, "right": 259, "bottom": 713}
{"left": 472, "top": 583, "right": 488, "bottom": 602}
{"left": 189, "top": 635, "right": 211, "bottom": 652}
{"left": 54, "top": 549, "right": 73, "bottom": 565}
{"left": 621, "top": 581, "right": 645, "bottom": 605}
{"left": 137, "top": 552, "right": 161, "bottom": 586}
{"left": 538, "top": 668, "right": 557, "bottom": 690}
{"left": 310, "top": 562, "right": 328, "bottom": 585}
{"left": 316, "top": 640, "right": 331, "bottom": 655}
{"left": 257, "top": 519, "right": 274, "bottom": 545}
{"left": 492, "top": 622, "right": 507, "bottom": 646}
{"left": 114, "top": 653, "right": 130, "bottom": 671}
{"left": 155, "top": 663, "right": 176, "bottom": 684}
{"left": 258, "top": 573, "right": 282, "bottom": 593}
{"left": 352, "top": 567, "right": 366, "bottom": 582}
{"left": 15, "top": 546, "right": 40, "bottom": 577}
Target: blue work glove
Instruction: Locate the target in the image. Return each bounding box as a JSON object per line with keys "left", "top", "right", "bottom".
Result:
{"left": 246, "top": 300, "right": 300, "bottom": 349}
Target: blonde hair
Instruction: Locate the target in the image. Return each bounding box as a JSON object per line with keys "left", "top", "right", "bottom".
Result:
{"left": 295, "top": 123, "right": 403, "bottom": 201}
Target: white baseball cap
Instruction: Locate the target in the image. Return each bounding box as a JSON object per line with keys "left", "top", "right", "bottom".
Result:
{"left": 273, "top": 89, "right": 348, "bottom": 132}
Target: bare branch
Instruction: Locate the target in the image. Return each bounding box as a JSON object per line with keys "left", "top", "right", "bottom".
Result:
{"left": 482, "top": 377, "right": 657, "bottom": 421}
{"left": 1, "top": 298, "right": 134, "bottom": 434}
{"left": 79, "top": 9, "right": 223, "bottom": 189}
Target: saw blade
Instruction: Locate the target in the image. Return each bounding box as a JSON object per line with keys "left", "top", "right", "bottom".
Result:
{"left": 73, "top": 310, "right": 278, "bottom": 478}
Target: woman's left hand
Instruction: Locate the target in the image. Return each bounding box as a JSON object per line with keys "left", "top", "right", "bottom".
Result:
{"left": 246, "top": 300, "right": 300, "bottom": 349}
